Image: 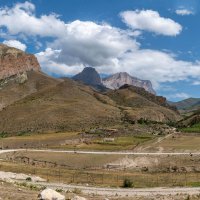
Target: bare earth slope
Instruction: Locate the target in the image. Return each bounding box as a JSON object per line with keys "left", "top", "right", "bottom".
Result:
{"left": 0, "top": 44, "right": 180, "bottom": 135}
{"left": 107, "top": 85, "right": 180, "bottom": 123}
{"left": 0, "top": 71, "right": 121, "bottom": 134}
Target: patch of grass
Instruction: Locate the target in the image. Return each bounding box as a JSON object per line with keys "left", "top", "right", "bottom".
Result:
{"left": 15, "top": 181, "right": 46, "bottom": 191}
{"left": 17, "top": 131, "right": 31, "bottom": 136}
{"left": 188, "top": 182, "right": 200, "bottom": 187}
{"left": 92, "top": 135, "right": 155, "bottom": 150}
{"left": 181, "top": 123, "right": 200, "bottom": 133}
{"left": 0, "top": 131, "right": 78, "bottom": 149}
{"left": 0, "top": 132, "right": 8, "bottom": 138}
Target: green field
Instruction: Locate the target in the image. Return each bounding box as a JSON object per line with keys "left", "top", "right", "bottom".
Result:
{"left": 181, "top": 123, "right": 200, "bottom": 133}
{"left": 0, "top": 131, "right": 156, "bottom": 151}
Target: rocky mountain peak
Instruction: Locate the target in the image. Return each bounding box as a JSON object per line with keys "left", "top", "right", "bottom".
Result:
{"left": 0, "top": 44, "right": 40, "bottom": 80}
{"left": 73, "top": 67, "right": 102, "bottom": 86}
{"left": 102, "top": 72, "right": 156, "bottom": 95}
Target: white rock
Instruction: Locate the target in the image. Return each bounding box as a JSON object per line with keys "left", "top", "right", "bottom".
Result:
{"left": 38, "top": 188, "right": 65, "bottom": 200}
{"left": 71, "top": 196, "right": 87, "bottom": 200}
{"left": 0, "top": 171, "right": 45, "bottom": 182}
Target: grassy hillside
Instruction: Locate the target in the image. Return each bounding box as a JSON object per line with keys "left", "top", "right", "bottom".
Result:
{"left": 178, "top": 110, "right": 200, "bottom": 132}
{"left": 107, "top": 86, "right": 181, "bottom": 123}
{"left": 0, "top": 71, "right": 121, "bottom": 135}
{"left": 0, "top": 71, "right": 180, "bottom": 135}
{"left": 169, "top": 98, "right": 200, "bottom": 113}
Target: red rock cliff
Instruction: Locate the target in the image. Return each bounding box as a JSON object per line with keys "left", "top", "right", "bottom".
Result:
{"left": 0, "top": 44, "right": 40, "bottom": 80}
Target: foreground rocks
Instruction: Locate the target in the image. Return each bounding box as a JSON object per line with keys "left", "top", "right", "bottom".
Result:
{"left": 38, "top": 188, "right": 65, "bottom": 200}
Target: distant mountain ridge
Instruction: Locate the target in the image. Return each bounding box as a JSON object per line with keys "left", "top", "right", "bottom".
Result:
{"left": 102, "top": 72, "right": 156, "bottom": 94}
{"left": 73, "top": 68, "right": 156, "bottom": 94}
{"left": 169, "top": 98, "right": 200, "bottom": 113}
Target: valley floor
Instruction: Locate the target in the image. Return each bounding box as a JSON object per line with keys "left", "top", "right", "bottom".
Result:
{"left": 0, "top": 130, "right": 200, "bottom": 199}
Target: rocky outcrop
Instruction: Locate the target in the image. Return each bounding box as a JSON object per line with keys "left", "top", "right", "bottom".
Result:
{"left": 119, "top": 84, "right": 177, "bottom": 111}
{"left": 0, "top": 44, "right": 40, "bottom": 80}
{"left": 38, "top": 188, "right": 65, "bottom": 200}
{"left": 102, "top": 72, "right": 156, "bottom": 95}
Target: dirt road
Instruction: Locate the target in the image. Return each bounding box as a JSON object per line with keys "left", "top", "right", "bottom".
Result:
{"left": 31, "top": 182, "right": 200, "bottom": 197}
{"left": 1, "top": 149, "right": 199, "bottom": 155}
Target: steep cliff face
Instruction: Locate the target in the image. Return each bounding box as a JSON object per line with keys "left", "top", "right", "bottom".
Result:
{"left": 0, "top": 44, "right": 40, "bottom": 80}
{"left": 73, "top": 67, "right": 102, "bottom": 86}
{"left": 102, "top": 72, "right": 156, "bottom": 95}
{"left": 0, "top": 44, "right": 42, "bottom": 111}
{"left": 72, "top": 67, "right": 108, "bottom": 91}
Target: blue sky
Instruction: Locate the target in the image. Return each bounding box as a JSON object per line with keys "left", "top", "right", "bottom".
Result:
{"left": 0, "top": 0, "right": 200, "bottom": 101}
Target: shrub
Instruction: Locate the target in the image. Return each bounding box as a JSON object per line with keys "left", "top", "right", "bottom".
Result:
{"left": 122, "top": 178, "right": 134, "bottom": 188}
{"left": 56, "top": 188, "right": 63, "bottom": 193}
{"left": 26, "top": 177, "right": 32, "bottom": 182}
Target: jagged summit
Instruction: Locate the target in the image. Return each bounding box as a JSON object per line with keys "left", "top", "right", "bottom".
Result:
{"left": 0, "top": 44, "right": 40, "bottom": 80}
{"left": 102, "top": 72, "right": 156, "bottom": 95}
{"left": 72, "top": 68, "right": 156, "bottom": 94}
{"left": 73, "top": 67, "right": 102, "bottom": 86}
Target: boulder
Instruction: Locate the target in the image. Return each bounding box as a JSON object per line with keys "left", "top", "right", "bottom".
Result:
{"left": 38, "top": 188, "right": 65, "bottom": 200}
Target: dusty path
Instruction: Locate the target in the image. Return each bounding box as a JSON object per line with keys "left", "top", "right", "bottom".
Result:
{"left": 0, "top": 149, "right": 200, "bottom": 155}
{"left": 31, "top": 182, "right": 200, "bottom": 197}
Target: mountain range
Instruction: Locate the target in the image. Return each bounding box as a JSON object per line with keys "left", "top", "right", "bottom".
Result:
{"left": 72, "top": 67, "right": 156, "bottom": 94}
{"left": 0, "top": 44, "right": 180, "bottom": 135}
{"left": 169, "top": 98, "right": 200, "bottom": 113}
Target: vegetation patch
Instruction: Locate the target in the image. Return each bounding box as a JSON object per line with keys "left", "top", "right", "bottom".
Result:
{"left": 181, "top": 123, "right": 200, "bottom": 133}
{"left": 188, "top": 182, "right": 200, "bottom": 187}
{"left": 122, "top": 178, "right": 134, "bottom": 188}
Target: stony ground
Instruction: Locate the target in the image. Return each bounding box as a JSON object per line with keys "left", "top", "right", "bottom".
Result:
{"left": 0, "top": 182, "right": 38, "bottom": 200}
{"left": 0, "top": 181, "right": 199, "bottom": 200}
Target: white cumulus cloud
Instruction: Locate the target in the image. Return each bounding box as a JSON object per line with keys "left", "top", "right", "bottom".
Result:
{"left": 175, "top": 9, "right": 194, "bottom": 16}
{"left": 52, "top": 20, "right": 139, "bottom": 67}
{"left": 120, "top": 10, "right": 182, "bottom": 36}
{"left": 3, "top": 39, "right": 27, "bottom": 51}
{"left": 168, "top": 93, "right": 190, "bottom": 100}
{"left": 1, "top": 2, "right": 200, "bottom": 90}
{"left": 0, "top": 1, "right": 66, "bottom": 38}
